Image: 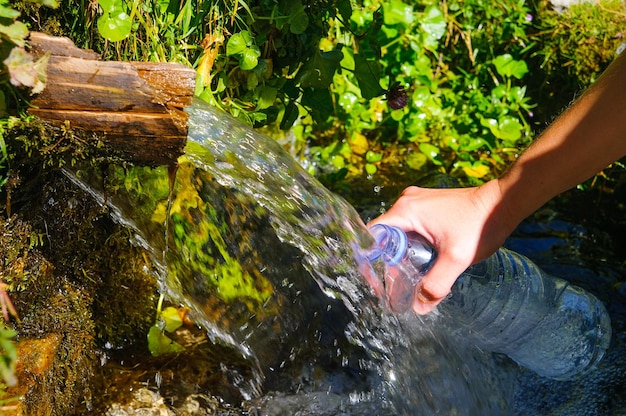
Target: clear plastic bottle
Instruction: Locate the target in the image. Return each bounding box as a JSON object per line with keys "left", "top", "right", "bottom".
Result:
{"left": 365, "top": 224, "right": 612, "bottom": 380}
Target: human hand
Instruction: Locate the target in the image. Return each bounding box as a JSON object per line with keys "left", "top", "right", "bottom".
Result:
{"left": 368, "top": 179, "right": 511, "bottom": 314}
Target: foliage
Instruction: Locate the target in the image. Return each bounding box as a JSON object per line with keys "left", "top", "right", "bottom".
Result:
{"left": 14, "top": 0, "right": 623, "bottom": 186}
{"left": 0, "top": 0, "right": 58, "bottom": 191}
{"left": 0, "top": 323, "right": 16, "bottom": 387}
{"left": 0, "top": 0, "right": 57, "bottom": 110}
{"left": 147, "top": 297, "right": 185, "bottom": 357}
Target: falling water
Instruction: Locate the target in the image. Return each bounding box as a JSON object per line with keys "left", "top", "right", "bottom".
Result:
{"left": 65, "top": 99, "right": 516, "bottom": 414}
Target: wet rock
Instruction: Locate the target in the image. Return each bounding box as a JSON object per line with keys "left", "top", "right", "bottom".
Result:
{"left": 4, "top": 334, "right": 62, "bottom": 416}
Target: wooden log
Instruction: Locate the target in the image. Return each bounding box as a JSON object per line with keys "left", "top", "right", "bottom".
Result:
{"left": 26, "top": 32, "right": 196, "bottom": 166}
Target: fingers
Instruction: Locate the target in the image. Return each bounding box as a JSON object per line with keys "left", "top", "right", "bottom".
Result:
{"left": 412, "top": 256, "right": 467, "bottom": 315}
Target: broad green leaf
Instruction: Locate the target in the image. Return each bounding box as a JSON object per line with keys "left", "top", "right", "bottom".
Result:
{"left": 299, "top": 50, "right": 343, "bottom": 89}
{"left": 257, "top": 86, "right": 277, "bottom": 110}
{"left": 481, "top": 116, "right": 523, "bottom": 142}
{"left": 336, "top": 0, "right": 352, "bottom": 23}
{"left": 301, "top": 87, "right": 333, "bottom": 121}
{"left": 280, "top": 100, "right": 299, "bottom": 130}
{"left": 406, "top": 152, "right": 428, "bottom": 170}
{"left": 289, "top": 9, "right": 309, "bottom": 34}
{"left": 419, "top": 142, "right": 443, "bottom": 165}
{"left": 147, "top": 326, "right": 184, "bottom": 357}
{"left": 227, "top": 31, "right": 260, "bottom": 70}
{"left": 39, "top": 0, "right": 59, "bottom": 7}
{"left": 226, "top": 31, "right": 251, "bottom": 56}
{"left": 160, "top": 306, "right": 183, "bottom": 333}
{"left": 383, "top": 0, "right": 414, "bottom": 26}
{"left": 0, "top": 4, "right": 20, "bottom": 19}
{"left": 421, "top": 6, "right": 446, "bottom": 50}
{"left": 463, "top": 137, "right": 490, "bottom": 151}
{"left": 366, "top": 150, "right": 383, "bottom": 163}
{"left": 331, "top": 155, "right": 345, "bottom": 169}
{"left": 240, "top": 46, "right": 260, "bottom": 70}
{"left": 97, "top": 0, "right": 131, "bottom": 42}
{"left": 509, "top": 86, "right": 527, "bottom": 102}
{"left": 493, "top": 54, "right": 528, "bottom": 79}
{"left": 365, "top": 163, "right": 377, "bottom": 175}
{"left": 498, "top": 116, "right": 523, "bottom": 142}
{"left": 353, "top": 54, "right": 384, "bottom": 99}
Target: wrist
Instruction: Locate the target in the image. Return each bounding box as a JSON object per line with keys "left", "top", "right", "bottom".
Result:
{"left": 475, "top": 179, "right": 520, "bottom": 252}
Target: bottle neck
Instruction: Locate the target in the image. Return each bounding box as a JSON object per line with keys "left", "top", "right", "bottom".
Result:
{"left": 367, "top": 224, "right": 407, "bottom": 266}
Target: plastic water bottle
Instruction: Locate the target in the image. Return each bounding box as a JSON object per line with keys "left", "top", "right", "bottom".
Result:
{"left": 365, "top": 224, "right": 612, "bottom": 380}
{"left": 366, "top": 224, "right": 437, "bottom": 313}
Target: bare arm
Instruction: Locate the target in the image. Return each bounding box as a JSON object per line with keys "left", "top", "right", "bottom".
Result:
{"left": 370, "top": 51, "right": 626, "bottom": 314}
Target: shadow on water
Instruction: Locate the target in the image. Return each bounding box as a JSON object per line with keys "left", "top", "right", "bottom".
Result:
{"left": 63, "top": 99, "right": 624, "bottom": 415}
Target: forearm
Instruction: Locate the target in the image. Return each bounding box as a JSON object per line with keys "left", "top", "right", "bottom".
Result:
{"left": 494, "top": 51, "right": 626, "bottom": 230}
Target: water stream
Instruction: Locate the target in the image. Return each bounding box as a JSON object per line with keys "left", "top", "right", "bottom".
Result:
{"left": 67, "top": 99, "right": 526, "bottom": 414}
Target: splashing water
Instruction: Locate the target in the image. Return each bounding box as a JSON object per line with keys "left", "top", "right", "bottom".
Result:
{"left": 66, "top": 99, "right": 516, "bottom": 414}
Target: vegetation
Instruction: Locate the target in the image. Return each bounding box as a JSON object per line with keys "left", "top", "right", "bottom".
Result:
{"left": 1, "top": 0, "right": 624, "bottom": 186}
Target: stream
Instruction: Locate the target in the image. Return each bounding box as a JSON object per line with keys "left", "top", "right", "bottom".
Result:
{"left": 63, "top": 99, "right": 625, "bottom": 415}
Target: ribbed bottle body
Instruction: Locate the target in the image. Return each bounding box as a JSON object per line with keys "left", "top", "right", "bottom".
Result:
{"left": 440, "top": 248, "right": 612, "bottom": 380}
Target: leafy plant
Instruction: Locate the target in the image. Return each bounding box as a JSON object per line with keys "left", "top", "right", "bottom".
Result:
{"left": 0, "top": 323, "right": 16, "bottom": 387}
{"left": 147, "top": 296, "right": 185, "bottom": 357}
{"left": 15, "top": 0, "right": 626, "bottom": 187}
{"left": 96, "top": 0, "right": 131, "bottom": 42}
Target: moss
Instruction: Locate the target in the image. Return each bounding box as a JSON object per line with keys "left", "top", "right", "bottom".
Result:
{"left": 5, "top": 117, "right": 129, "bottom": 174}
{"left": 0, "top": 216, "right": 50, "bottom": 294}
{"left": 527, "top": 0, "right": 626, "bottom": 124}
{"left": 0, "top": 115, "right": 161, "bottom": 413}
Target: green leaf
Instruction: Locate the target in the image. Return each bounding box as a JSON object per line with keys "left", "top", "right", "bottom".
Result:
{"left": 365, "top": 163, "right": 377, "bottom": 175}
{"left": 160, "top": 306, "right": 183, "bottom": 333}
{"left": 226, "top": 31, "right": 249, "bottom": 56}
{"left": 0, "top": 3, "right": 20, "bottom": 19}
{"left": 481, "top": 116, "right": 523, "bottom": 142}
{"left": 353, "top": 54, "right": 384, "bottom": 99}
{"left": 365, "top": 150, "right": 382, "bottom": 163}
{"left": 383, "top": 0, "right": 414, "bottom": 26}
{"left": 493, "top": 54, "right": 528, "bottom": 79}
{"left": 280, "top": 100, "right": 299, "bottom": 130}
{"left": 498, "top": 116, "right": 523, "bottom": 142}
{"left": 301, "top": 87, "right": 333, "bottom": 121}
{"left": 298, "top": 50, "right": 343, "bottom": 89}
{"left": 240, "top": 46, "right": 260, "bottom": 70}
{"left": 39, "top": 0, "right": 59, "bottom": 7}
{"left": 419, "top": 142, "right": 443, "bottom": 165}
{"left": 406, "top": 152, "right": 428, "bottom": 170}
{"left": 289, "top": 9, "right": 309, "bottom": 34}
{"left": 420, "top": 6, "right": 446, "bottom": 50}
{"left": 147, "top": 326, "right": 184, "bottom": 357}
{"left": 97, "top": 0, "right": 131, "bottom": 42}
{"left": 336, "top": 0, "right": 352, "bottom": 23}
{"left": 257, "top": 86, "right": 277, "bottom": 110}
{"left": 331, "top": 155, "right": 345, "bottom": 169}
{"left": 227, "top": 31, "right": 260, "bottom": 70}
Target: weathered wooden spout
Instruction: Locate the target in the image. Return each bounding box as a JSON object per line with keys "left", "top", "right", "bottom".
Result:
{"left": 27, "top": 32, "right": 196, "bottom": 166}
